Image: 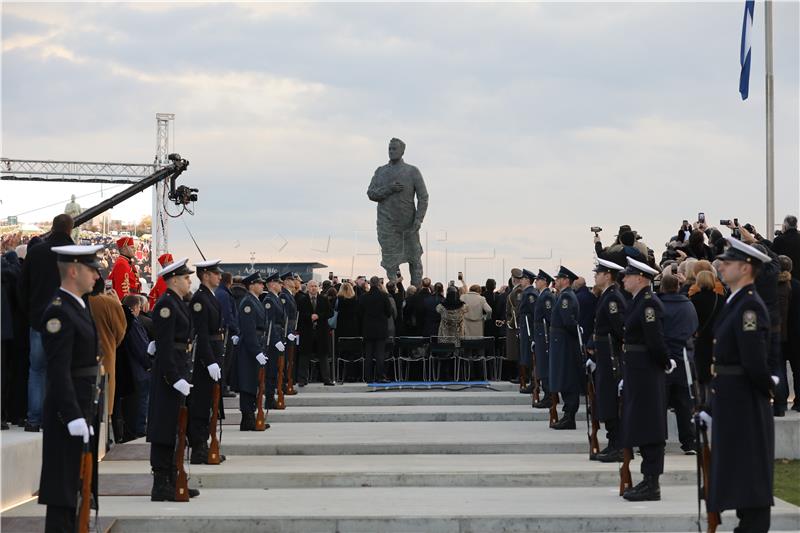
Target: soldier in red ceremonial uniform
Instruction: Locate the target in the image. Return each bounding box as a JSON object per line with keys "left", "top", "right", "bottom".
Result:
{"left": 109, "top": 237, "right": 141, "bottom": 300}
{"left": 148, "top": 253, "right": 174, "bottom": 308}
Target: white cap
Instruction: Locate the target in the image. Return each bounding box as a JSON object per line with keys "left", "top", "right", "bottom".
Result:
{"left": 595, "top": 258, "right": 625, "bottom": 272}
{"left": 160, "top": 257, "right": 193, "bottom": 279}
{"left": 625, "top": 256, "right": 660, "bottom": 278}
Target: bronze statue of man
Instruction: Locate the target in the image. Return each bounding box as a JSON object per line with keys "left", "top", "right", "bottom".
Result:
{"left": 367, "top": 138, "right": 429, "bottom": 286}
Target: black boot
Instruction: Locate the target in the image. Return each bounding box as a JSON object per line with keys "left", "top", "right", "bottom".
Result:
{"left": 168, "top": 470, "right": 200, "bottom": 498}
{"left": 551, "top": 412, "right": 576, "bottom": 430}
{"left": 622, "top": 477, "right": 648, "bottom": 499}
{"left": 190, "top": 442, "right": 210, "bottom": 465}
{"left": 597, "top": 448, "right": 624, "bottom": 463}
{"left": 623, "top": 474, "right": 660, "bottom": 501}
{"left": 240, "top": 411, "right": 256, "bottom": 431}
{"left": 533, "top": 396, "right": 553, "bottom": 409}
{"left": 151, "top": 470, "right": 176, "bottom": 501}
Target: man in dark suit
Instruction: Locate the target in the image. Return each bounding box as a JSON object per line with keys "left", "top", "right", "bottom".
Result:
{"left": 18, "top": 214, "right": 74, "bottom": 432}
{"left": 297, "top": 280, "right": 333, "bottom": 385}
{"left": 359, "top": 276, "right": 392, "bottom": 382}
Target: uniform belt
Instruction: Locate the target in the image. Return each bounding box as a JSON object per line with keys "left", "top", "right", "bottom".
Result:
{"left": 210, "top": 334, "right": 224, "bottom": 341}
{"left": 713, "top": 364, "right": 745, "bottom": 376}
{"left": 174, "top": 342, "right": 193, "bottom": 352}
{"left": 623, "top": 344, "right": 647, "bottom": 352}
{"left": 71, "top": 365, "right": 98, "bottom": 377}
{"left": 256, "top": 328, "right": 266, "bottom": 333}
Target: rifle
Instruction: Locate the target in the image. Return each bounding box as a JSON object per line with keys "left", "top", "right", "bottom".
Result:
{"left": 525, "top": 316, "right": 540, "bottom": 404}
{"left": 543, "top": 317, "right": 559, "bottom": 426}
{"left": 255, "top": 316, "right": 271, "bottom": 431}
{"left": 684, "top": 349, "right": 720, "bottom": 533}
{"left": 174, "top": 339, "right": 195, "bottom": 502}
{"left": 577, "top": 325, "right": 599, "bottom": 459}
{"left": 276, "top": 312, "right": 289, "bottom": 410}
{"left": 207, "top": 327, "right": 227, "bottom": 464}
{"left": 619, "top": 447, "right": 633, "bottom": 496}
{"left": 76, "top": 367, "right": 103, "bottom": 533}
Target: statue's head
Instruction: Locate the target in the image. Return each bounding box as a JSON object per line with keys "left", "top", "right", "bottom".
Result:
{"left": 70, "top": 194, "right": 76, "bottom": 202}
{"left": 388, "top": 138, "right": 406, "bottom": 162}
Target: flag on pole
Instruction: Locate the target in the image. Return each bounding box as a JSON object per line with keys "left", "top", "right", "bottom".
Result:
{"left": 739, "top": 0, "right": 755, "bottom": 100}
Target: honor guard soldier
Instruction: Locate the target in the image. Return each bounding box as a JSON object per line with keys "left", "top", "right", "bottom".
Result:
{"left": 109, "top": 236, "right": 141, "bottom": 299}
{"left": 262, "top": 272, "right": 287, "bottom": 409}
{"left": 619, "top": 257, "right": 674, "bottom": 501}
{"left": 703, "top": 237, "right": 776, "bottom": 531}
{"left": 280, "top": 272, "right": 299, "bottom": 392}
{"left": 148, "top": 253, "right": 173, "bottom": 309}
{"left": 505, "top": 268, "right": 524, "bottom": 384}
{"left": 517, "top": 269, "right": 538, "bottom": 394}
{"left": 588, "top": 258, "right": 627, "bottom": 462}
{"left": 146, "top": 258, "right": 200, "bottom": 501}
{"left": 38, "top": 245, "right": 103, "bottom": 532}
{"left": 188, "top": 259, "right": 226, "bottom": 464}
{"left": 235, "top": 272, "right": 268, "bottom": 430}
{"left": 532, "top": 270, "right": 556, "bottom": 409}
{"left": 549, "top": 266, "right": 582, "bottom": 429}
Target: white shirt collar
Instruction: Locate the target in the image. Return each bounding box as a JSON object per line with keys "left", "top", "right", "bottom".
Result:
{"left": 726, "top": 287, "right": 742, "bottom": 304}
{"left": 59, "top": 287, "right": 86, "bottom": 309}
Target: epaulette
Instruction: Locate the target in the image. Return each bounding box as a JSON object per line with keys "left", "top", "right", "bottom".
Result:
{"left": 52, "top": 297, "right": 62, "bottom": 306}
{"left": 644, "top": 292, "right": 652, "bottom": 299}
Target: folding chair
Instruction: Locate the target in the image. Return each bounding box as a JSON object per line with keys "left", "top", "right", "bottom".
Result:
{"left": 429, "top": 336, "right": 458, "bottom": 382}
{"left": 395, "top": 336, "right": 429, "bottom": 381}
{"left": 384, "top": 337, "right": 398, "bottom": 382}
{"left": 457, "top": 336, "right": 491, "bottom": 381}
{"left": 335, "top": 336, "right": 365, "bottom": 383}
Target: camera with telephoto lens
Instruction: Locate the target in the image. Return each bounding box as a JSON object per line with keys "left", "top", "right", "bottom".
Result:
{"left": 590, "top": 226, "right": 602, "bottom": 234}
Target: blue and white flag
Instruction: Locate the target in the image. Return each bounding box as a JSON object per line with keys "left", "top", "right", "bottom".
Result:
{"left": 739, "top": 0, "right": 755, "bottom": 100}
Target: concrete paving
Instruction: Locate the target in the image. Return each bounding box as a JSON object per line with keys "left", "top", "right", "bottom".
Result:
{"left": 0, "top": 427, "right": 42, "bottom": 510}
{"left": 4, "top": 486, "right": 799, "bottom": 532}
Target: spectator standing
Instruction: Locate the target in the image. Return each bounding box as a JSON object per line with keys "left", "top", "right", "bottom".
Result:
{"left": 297, "top": 280, "right": 334, "bottom": 385}
{"left": 461, "top": 284, "right": 492, "bottom": 338}
{"left": 436, "top": 286, "right": 466, "bottom": 341}
{"left": 17, "top": 214, "right": 75, "bottom": 431}
{"left": 359, "top": 276, "right": 392, "bottom": 382}
{"left": 119, "top": 295, "right": 151, "bottom": 438}
{"left": 690, "top": 270, "right": 725, "bottom": 404}
{"left": 773, "top": 215, "right": 800, "bottom": 281}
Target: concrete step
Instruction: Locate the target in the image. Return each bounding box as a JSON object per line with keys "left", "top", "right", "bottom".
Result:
{"left": 0, "top": 428, "right": 42, "bottom": 511}
{"left": 97, "top": 454, "right": 698, "bottom": 494}
{"left": 104, "top": 421, "right": 686, "bottom": 459}
{"left": 225, "top": 390, "right": 533, "bottom": 408}
{"left": 4, "top": 486, "right": 798, "bottom": 532}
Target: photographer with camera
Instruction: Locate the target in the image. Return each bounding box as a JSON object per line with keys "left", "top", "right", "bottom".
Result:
{"left": 773, "top": 215, "right": 800, "bottom": 282}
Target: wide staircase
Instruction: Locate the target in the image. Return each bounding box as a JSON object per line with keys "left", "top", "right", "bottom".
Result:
{"left": 2, "top": 382, "right": 799, "bottom": 532}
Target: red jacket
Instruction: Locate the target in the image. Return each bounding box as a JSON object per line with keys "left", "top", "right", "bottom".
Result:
{"left": 148, "top": 276, "right": 167, "bottom": 309}
{"left": 109, "top": 255, "right": 140, "bottom": 300}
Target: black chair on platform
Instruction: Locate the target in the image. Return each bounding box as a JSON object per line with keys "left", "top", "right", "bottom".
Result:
{"left": 384, "top": 337, "right": 398, "bottom": 382}
{"left": 335, "top": 336, "right": 365, "bottom": 383}
{"left": 457, "top": 336, "right": 492, "bottom": 381}
{"left": 396, "top": 336, "right": 429, "bottom": 381}
{"left": 429, "top": 336, "right": 458, "bottom": 382}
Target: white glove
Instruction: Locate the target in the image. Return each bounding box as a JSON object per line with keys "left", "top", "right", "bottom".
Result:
{"left": 275, "top": 341, "right": 286, "bottom": 352}
{"left": 147, "top": 341, "right": 156, "bottom": 355}
{"left": 585, "top": 359, "right": 597, "bottom": 373}
{"left": 173, "top": 379, "right": 193, "bottom": 396}
{"left": 231, "top": 335, "right": 240, "bottom": 346}
{"left": 617, "top": 380, "right": 623, "bottom": 396}
{"left": 665, "top": 359, "right": 677, "bottom": 374}
{"left": 207, "top": 363, "right": 221, "bottom": 381}
{"left": 771, "top": 375, "right": 780, "bottom": 386}
{"left": 288, "top": 333, "right": 297, "bottom": 342}
{"left": 256, "top": 352, "right": 267, "bottom": 365}
{"left": 67, "top": 418, "right": 91, "bottom": 444}
{"left": 698, "top": 411, "right": 712, "bottom": 432}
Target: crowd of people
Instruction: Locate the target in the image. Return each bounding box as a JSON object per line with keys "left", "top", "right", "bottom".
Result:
{"left": 2, "top": 210, "right": 798, "bottom": 532}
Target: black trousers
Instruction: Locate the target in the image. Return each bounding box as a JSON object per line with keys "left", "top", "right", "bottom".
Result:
{"left": 733, "top": 506, "right": 771, "bottom": 533}
{"left": 604, "top": 417, "right": 620, "bottom": 449}
{"left": 150, "top": 442, "right": 175, "bottom": 472}
{"left": 364, "top": 339, "right": 386, "bottom": 381}
{"left": 239, "top": 391, "right": 255, "bottom": 413}
{"left": 666, "top": 382, "right": 696, "bottom": 449}
{"left": 187, "top": 401, "right": 210, "bottom": 448}
{"left": 639, "top": 442, "right": 665, "bottom": 475}
{"left": 222, "top": 336, "right": 236, "bottom": 391}
{"left": 45, "top": 505, "right": 75, "bottom": 533}
{"left": 562, "top": 391, "right": 579, "bottom": 414}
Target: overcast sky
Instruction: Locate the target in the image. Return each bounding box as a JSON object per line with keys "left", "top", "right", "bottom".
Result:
{"left": 2, "top": 1, "right": 799, "bottom": 283}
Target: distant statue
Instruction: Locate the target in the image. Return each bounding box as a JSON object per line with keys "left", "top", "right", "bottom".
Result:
{"left": 64, "top": 194, "right": 82, "bottom": 242}
{"left": 367, "top": 138, "right": 429, "bottom": 286}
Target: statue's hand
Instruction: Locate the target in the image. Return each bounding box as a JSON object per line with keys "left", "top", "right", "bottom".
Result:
{"left": 391, "top": 181, "right": 404, "bottom": 193}
{"left": 411, "top": 220, "right": 422, "bottom": 233}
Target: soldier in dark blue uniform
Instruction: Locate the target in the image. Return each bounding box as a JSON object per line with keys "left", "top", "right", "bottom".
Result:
{"left": 262, "top": 272, "right": 286, "bottom": 410}
{"left": 235, "top": 272, "right": 267, "bottom": 431}
{"left": 549, "top": 266, "right": 582, "bottom": 430}
{"left": 517, "top": 269, "right": 538, "bottom": 394}
{"left": 38, "top": 245, "right": 102, "bottom": 531}
{"left": 146, "top": 258, "right": 200, "bottom": 501}
{"left": 619, "top": 257, "right": 675, "bottom": 501}
{"left": 532, "top": 270, "right": 556, "bottom": 409}
{"left": 587, "top": 258, "right": 627, "bottom": 462}
{"left": 188, "top": 259, "right": 226, "bottom": 464}
{"left": 704, "top": 237, "right": 776, "bottom": 531}
{"left": 280, "top": 272, "right": 299, "bottom": 392}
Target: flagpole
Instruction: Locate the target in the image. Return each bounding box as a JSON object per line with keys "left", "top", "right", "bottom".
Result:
{"left": 765, "top": 0, "right": 775, "bottom": 234}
